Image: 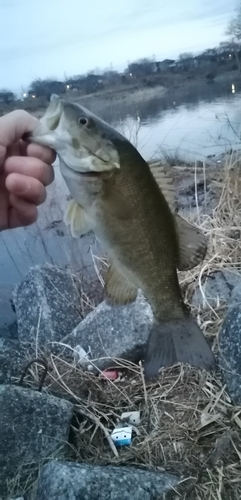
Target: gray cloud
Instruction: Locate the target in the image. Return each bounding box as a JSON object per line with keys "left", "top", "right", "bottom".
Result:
{"left": 0, "top": 0, "right": 237, "bottom": 92}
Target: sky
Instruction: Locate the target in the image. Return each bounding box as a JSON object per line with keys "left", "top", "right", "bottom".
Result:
{"left": 0, "top": 0, "right": 238, "bottom": 95}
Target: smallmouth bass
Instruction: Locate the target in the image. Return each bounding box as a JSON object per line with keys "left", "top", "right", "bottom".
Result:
{"left": 27, "top": 94, "right": 215, "bottom": 379}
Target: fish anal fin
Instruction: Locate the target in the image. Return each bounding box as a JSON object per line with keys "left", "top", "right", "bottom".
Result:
{"left": 144, "top": 317, "right": 215, "bottom": 380}
{"left": 64, "top": 200, "right": 94, "bottom": 238}
{"left": 105, "top": 264, "right": 138, "bottom": 305}
{"left": 175, "top": 214, "right": 207, "bottom": 271}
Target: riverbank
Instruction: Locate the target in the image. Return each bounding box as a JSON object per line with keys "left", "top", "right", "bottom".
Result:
{"left": 2, "top": 152, "right": 241, "bottom": 498}
{"left": 1, "top": 68, "right": 240, "bottom": 119}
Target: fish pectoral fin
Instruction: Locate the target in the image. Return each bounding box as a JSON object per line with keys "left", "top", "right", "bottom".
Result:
{"left": 175, "top": 214, "right": 208, "bottom": 271}
{"left": 64, "top": 200, "right": 94, "bottom": 238}
{"left": 105, "top": 264, "right": 138, "bottom": 305}
{"left": 148, "top": 160, "right": 176, "bottom": 212}
{"left": 144, "top": 317, "right": 215, "bottom": 380}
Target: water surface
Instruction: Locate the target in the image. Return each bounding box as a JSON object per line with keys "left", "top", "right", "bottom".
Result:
{"left": 1, "top": 80, "right": 241, "bottom": 286}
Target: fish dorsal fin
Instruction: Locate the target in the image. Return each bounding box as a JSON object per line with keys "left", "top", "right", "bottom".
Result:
{"left": 147, "top": 160, "right": 207, "bottom": 270}
{"left": 175, "top": 214, "right": 207, "bottom": 271}
{"left": 64, "top": 200, "right": 94, "bottom": 238}
{"left": 148, "top": 160, "right": 176, "bottom": 212}
{"left": 105, "top": 263, "right": 138, "bottom": 305}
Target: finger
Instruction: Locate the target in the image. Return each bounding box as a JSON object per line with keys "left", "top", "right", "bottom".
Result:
{"left": 8, "top": 193, "right": 38, "bottom": 228}
{"left": 4, "top": 156, "right": 54, "bottom": 186}
{"left": 26, "top": 143, "right": 56, "bottom": 165}
{"left": 0, "top": 110, "right": 39, "bottom": 148}
{"left": 0, "top": 189, "right": 9, "bottom": 230}
{"left": 5, "top": 173, "right": 46, "bottom": 205}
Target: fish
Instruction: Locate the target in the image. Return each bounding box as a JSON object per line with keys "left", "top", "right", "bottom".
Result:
{"left": 27, "top": 94, "right": 215, "bottom": 379}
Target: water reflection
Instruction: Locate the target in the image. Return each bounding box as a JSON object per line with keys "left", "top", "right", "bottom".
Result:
{"left": 115, "top": 87, "right": 241, "bottom": 161}
{"left": 97, "top": 76, "right": 241, "bottom": 125}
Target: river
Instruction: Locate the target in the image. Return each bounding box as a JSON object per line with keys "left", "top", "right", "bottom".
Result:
{"left": 114, "top": 79, "right": 241, "bottom": 163}
{"left": 1, "top": 80, "right": 241, "bottom": 288}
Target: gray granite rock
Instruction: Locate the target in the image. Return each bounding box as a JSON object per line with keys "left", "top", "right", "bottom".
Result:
{"left": 35, "top": 461, "right": 179, "bottom": 500}
{"left": 13, "top": 264, "right": 83, "bottom": 347}
{"left": 9, "top": 498, "right": 24, "bottom": 500}
{"left": 0, "top": 284, "right": 17, "bottom": 339}
{"left": 176, "top": 176, "right": 216, "bottom": 215}
{"left": 59, "top": 293, "right": 153, "bottom": 371}
{"left": 229, "top": 282, "right": 241, "bottom": 307}
{"left": 192, "top": 270, "right": 241, "bottom": 309}
{"left": 0, "top": 338, "right": 28, "bottom": 384}
{"left": 0, "top": 385, "right": 73, "bottom": 497}
{"left": 219, "top": 305, "right": 241, "bottom": 403}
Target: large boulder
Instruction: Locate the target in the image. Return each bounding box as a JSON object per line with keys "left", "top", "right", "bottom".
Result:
{"left": 0, "top": 385, "right": 73, "bottom": 497}
{"left": 13, "top": 264, "right": 83, "bottom": 347}
{"left": 219, "top": 305, "right": 241, "bottom": 403}
{"left": 0, "top": 338, "right": 28, "bottom": 384}
{"left": 191, "top": 270, "right": 241, "bottom": 309}
{"left": 59, "top": 293, "right": 153, "bottom": 371}
{"left": 0, "top": 284, "right": 17, "bottom": 339}
{"left": 35, "top": 461, "right": 179, "bottom": 500}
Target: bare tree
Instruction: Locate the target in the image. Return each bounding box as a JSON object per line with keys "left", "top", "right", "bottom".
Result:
{"left": 127, "top": 58, "right": 155, "bottom": 77}
{"left": 0, "top": 89, "right": 15, "bottom": 104}
{"left": 29, "top": 79, "right": 66, "bottom": 98}
{"left": 178, "top": 52, "right": 194, "bottom": 60}
{"left": 226, "top": 1, "right": 241, "bottom": 71}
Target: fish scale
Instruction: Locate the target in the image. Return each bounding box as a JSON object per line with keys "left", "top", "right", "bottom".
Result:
{"left": 96, "top": 143, "right": 182, "bottom": 318}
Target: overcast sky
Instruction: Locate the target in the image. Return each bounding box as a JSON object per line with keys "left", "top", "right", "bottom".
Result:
{"left": 0, "top": 0, "right": 237, "bottom": 94}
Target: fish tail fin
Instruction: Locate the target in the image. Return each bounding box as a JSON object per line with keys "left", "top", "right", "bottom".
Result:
{"left": 144, "top": 317, "right": 215, "bottom": 380}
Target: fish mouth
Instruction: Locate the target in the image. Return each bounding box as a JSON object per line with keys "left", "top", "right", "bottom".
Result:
{"left": 62, "top": 159, "right": 104, "bottom": 179}
{"left": 79, "top": 171, "right": 101, "bottom": 176}
{"left": 23, "top": 94, "right": 64, "bottom": 144}
{"left": 44, "top": 94, "right": 63, "bottom": 125}
{"left": 39, "top": 93, "right": 64, "bottom": 131}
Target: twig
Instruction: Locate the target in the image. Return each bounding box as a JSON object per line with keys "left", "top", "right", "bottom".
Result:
{"left": 76, "top": 406, "right": 119, "bottom": 458}
{"left": 139, "top": 360, "right": 148, "bottom": 405}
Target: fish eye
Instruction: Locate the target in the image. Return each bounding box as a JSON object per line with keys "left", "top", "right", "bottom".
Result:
{"left": 78, "top": 117, "right": 88, "bottom": 126}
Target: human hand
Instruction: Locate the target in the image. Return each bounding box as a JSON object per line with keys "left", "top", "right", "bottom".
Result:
{"left": 0, "top": 110, "right": 56, "bottom": 230}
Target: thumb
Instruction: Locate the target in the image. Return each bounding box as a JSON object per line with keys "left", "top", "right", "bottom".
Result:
{"left": 0, "top": 110, "right": 39, "bottom": 148}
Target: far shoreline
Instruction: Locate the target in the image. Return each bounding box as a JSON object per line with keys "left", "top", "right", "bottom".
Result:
{"left": 1, "top": 69, "right": 240, "bottom": 121}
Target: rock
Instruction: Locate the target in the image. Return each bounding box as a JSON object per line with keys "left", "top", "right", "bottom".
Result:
{"left": 9, "top": 498, "right": 24, "bottom": 500}
{"left": 219, "top": 305, "right": 241, "bottom": 403}
{"left": 227, "top": 229, "right": 241, "bottom": 240}
{"left": 191, "top": 270, "right": 241, "bottom": 309}
{"left": 0, "top": 338, "right": 28, "bottom": 384}
{"left": 35, "top": 461, "right": 179, "bottom": 500}
{"left": 59, "top": 293, "right": 153, "bottom": 371}
{"left": 229, "top": 283, "right": 241, "bottom": 307}
{"left": 0, "top": 284, "right": 17, "bottom": 339}
{"left": 176, "top": 176, "right": 215, "bottom": 214}
{"left": 13, "top": 264, "right": 83, "bottom": 347}
{"left": 0, "top": 385, "right": 73, "bottom": 497}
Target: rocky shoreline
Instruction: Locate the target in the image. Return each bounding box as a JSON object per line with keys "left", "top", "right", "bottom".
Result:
{"left": 1, "top": 160, "right": 241, "bottom": 498}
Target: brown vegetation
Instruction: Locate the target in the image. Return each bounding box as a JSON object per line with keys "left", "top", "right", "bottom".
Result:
{"left": 17, "top": 152, "right": 241, "bottom": 499}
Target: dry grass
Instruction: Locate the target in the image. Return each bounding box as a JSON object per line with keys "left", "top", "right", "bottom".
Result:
{"left": 20, "top": 152, "right": 241, "bottom": 499}
{"left": 23, "top": 356, "right": 241, "bottom": 500}
{"left": 179, "top": 152, "right": 241, "bottom": 348}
